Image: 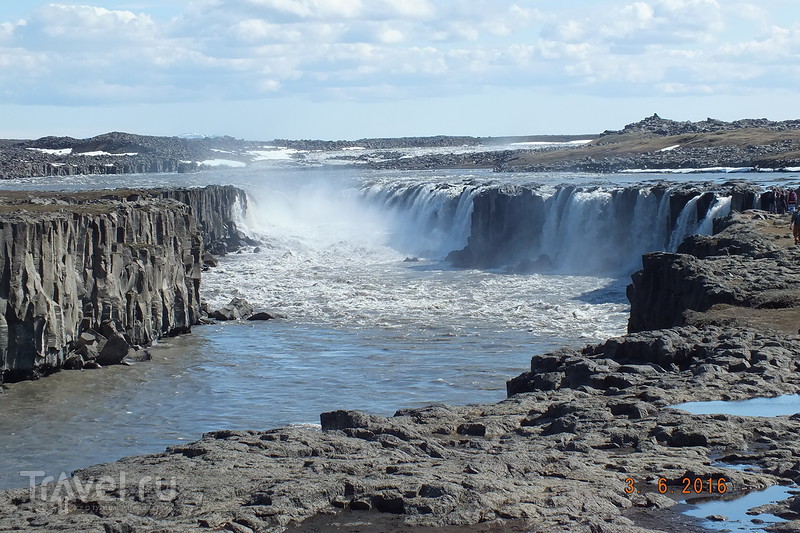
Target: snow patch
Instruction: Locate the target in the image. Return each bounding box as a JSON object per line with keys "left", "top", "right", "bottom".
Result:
{"left": 78, "top": 151, "right": 138, "bottom": 157}
{"left": 622, "top": 167, "right": 755, "bottom": 174}
{"left": 248, "top": 148, "right": 306, "bottom": 161}
{"left": 510, "top": 140, "right": 594, "bottom": 147}
{"left": 199, "top": 159, "right": 247, "bottom": 168}
{"left": 27, "top": 147, "right": 72, "bottom": 155}
{"left": 659, "top": 144, "right": 680, "bottom": 152}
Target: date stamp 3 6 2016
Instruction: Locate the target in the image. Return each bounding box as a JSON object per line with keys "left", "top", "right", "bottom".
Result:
{"left": 624, "top": 477, "right": 729, "bottom": 496}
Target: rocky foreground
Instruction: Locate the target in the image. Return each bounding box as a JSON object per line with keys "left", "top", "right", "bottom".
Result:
{"left": 1, "top": 213, "right": 800, "bottom": 531}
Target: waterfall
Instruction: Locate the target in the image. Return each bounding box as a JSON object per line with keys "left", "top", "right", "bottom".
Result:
{"left": 440, "top": 184, "right": 735, "bottom": 275}
{"left": 697, "top": 196, "right": 732, "bottom": 236}
{"left": 235, "top": 175, "right": 735, "bottom": 276}
{"left": 668, "top": 195, "right": 701, "bottom": 252}
{"left": 360, "top": 180, "right": 480, "bottom": 258}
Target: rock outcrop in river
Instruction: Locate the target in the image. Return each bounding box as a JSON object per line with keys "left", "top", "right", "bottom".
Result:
{"left": 0, "top": 185, "right": 247, "bottom": 384}
{"left": 627, "top": 210, "right": 800, "bottom": 333}
{"left": 2, "top": 205, "right": 800, "bottom": 531}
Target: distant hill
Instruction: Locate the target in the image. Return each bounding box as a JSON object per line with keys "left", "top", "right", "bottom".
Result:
{"left": 499, "top": 114, "right": 800, "bottom": 172}
{"left": 3, "top": 117, "right": 800, "bottom": 177}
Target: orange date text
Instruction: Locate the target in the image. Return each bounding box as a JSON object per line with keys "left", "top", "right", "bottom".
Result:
{"left": 624, "top": 477, "right": 727, "bottom": 495}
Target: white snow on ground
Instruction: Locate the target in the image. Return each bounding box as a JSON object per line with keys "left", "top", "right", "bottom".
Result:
{"left": 248, "top": 148, "right": 306, "bottom": 160}
{"left": 511, "top": 139, "right": 594, "bottom": 147}
{"left": 199, "top": 159, "right": 247, "bottom": 168}
{"left": 78, "top": 151, "right": 139, "bottom": 156}
{"left": 659, "top": 144, "right": 680, "bottom": 152}
{"left": 26, "top": 148, "right": 72, "bottom": 155}
{"left": 622, "top": 167, "right": 755, "bottom": 174}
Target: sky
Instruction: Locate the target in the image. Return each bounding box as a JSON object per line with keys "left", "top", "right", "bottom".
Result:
{"left": 1, "top": 0, "right": 799, "bottom": 140}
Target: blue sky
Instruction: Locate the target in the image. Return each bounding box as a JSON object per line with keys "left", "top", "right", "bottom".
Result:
{"left": 1, "top": 1, "right": 799, "bottom": 140}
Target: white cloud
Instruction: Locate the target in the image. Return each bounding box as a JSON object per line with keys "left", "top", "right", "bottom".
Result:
{"left": 0, "top": 20, "right": 23, "bottom": 41}
{"left": 378, "top": 27, "right": 405, "bottom": 44}
{"left": 25, "top": 4, "right": 157, "bottom": 40}
{"left": 382, "top": 0, "right": 435, "bottom": 20}
{"left": 0, "top": 0, "right": 798, "bottom": 116}
{"left": 243, "top": 0, "right": 365, "bottom": 19}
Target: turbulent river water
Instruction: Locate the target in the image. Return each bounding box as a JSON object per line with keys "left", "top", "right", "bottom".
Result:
{"left": 0, "top": 150, "right": 788, "bottom": 490}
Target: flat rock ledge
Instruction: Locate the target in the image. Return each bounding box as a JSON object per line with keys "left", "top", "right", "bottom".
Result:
{"left": 4, "top": 212, "right": 800, "bottom": 532}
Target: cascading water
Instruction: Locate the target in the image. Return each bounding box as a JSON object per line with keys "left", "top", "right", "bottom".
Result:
{"left": 697, "top": 196, "right": 732, "bottom": 236}
{"left": 444, "top": 184, "right": 726, "bottom": 275}
{"left": 359, "top": 180, "right": 480, "bottom": 258}
{"left": 228, "top": 172, "right": 733, "bottom": 277}
{"left": 669, "top": 195, "right": 702, "bottom": 251}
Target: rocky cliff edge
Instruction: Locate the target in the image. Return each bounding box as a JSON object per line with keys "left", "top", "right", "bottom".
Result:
{"left": 0, "top": 185, "right": 247, "bottom": 383}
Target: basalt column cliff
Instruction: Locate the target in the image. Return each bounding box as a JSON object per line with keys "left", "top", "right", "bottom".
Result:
{"left": 0, "top": 185, "right": 247, "bottom": 384}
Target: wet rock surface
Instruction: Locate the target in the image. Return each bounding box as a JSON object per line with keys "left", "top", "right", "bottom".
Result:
{"left": 3, "top": 210, "right": 800, "bottom": 531}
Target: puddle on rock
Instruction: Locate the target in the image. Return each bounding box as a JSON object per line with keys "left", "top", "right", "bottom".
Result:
{"left": 672, "top": 394, "right": 800, "bottom": 417}
{"left": 681, "top": 484, "right": 795, "bottom": 532}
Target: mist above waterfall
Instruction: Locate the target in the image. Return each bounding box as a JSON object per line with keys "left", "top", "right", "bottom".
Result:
{"left": 233, "top": 171, "right": 737, "bottom": 277}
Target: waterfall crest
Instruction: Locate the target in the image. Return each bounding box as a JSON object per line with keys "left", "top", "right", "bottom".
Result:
{"left": 236, "top": 177, "right": 744, "bottom": 276}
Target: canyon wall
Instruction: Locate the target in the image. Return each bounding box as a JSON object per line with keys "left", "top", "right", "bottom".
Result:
{"left": 0, "top": 185, "right": 246, "bottom": 383}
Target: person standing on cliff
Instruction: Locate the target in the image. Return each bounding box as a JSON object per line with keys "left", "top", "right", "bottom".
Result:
{"left": 788, "top": 188, "right": 798, "bottom": 213}
{"left": 792, "top": 209, "right": 800, "bottom": 244}
{"left": 776, "top": 189, "right": 787, "bottom": 214}
{"left": 766, "top": 189, "right": 776, "bottom": 213}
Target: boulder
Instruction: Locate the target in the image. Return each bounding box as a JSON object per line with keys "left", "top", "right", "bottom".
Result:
{"left": 247, "top": 311, "right": 285, "bottom": 321}
{"left": 96, "top": 334, "right": 131, "bottom": 366}
{"left": 212, "top": 298, "right": 254, "bottom": 321}
{"left": 202, "top": 252, "right": 218, "bottom": 268}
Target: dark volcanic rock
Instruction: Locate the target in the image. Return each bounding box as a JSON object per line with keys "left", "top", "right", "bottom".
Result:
{"left": 628, "top": 211, "right": 800, "bottom": 332}
{"left": 212, "top": 297, "right": 254, "bottom": 321}
{"left": 96, "top": 334, "right": 131, "bottom": 366}
{"left": 0, "top": 185, "right": 248, "bottom": 383}
{"left": 3, "top": 320, "right": 799, "bottom": 531}
{"left": 0, "top": 193, "right": 201, "bottom": 382}
{"left": 607, "top": 113, "right": 800, "bottom": 136}
{"left": 0, "top": 132, "right": 255, "bottom": 179}
{"left": 498, "top": 115, "right": 800, "bottom": 173}
{"left": 247, "top": 311, "right": 281, "bottom": 321}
